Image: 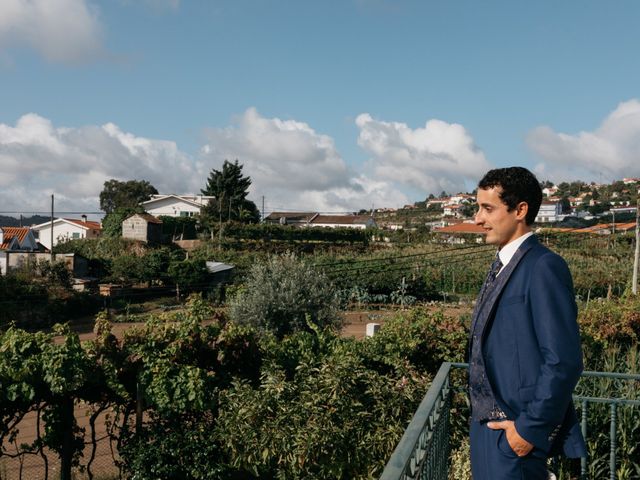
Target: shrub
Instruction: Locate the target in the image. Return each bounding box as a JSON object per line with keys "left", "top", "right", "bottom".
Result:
{"left": 216, "top": 328, "right": 431, "bottom": 479}
{"left": 167, "top": 259, "right": 209, "bottom": 292}
{"left": 579, "top": 295, "right": 640, "bottom": 368}
{"left": 229, "top": 253, "right": 342, "bottom": 338}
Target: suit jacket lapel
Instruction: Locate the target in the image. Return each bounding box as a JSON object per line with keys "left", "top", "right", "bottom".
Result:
{"left": 472, "top": 235, "right": 538, "bottom": 339}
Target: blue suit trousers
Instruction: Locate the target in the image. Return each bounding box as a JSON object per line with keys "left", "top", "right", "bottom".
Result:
{"left": 470, "top": 421, "right": 549, "bottom": 479}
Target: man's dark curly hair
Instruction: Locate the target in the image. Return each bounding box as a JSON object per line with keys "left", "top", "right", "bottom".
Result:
{"left": 478, "top": 167, "right": 542, "bottom": 225}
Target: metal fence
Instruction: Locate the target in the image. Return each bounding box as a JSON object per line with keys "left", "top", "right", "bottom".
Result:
{"left": 379, "top": 362, "right": 640, "bottom": 480}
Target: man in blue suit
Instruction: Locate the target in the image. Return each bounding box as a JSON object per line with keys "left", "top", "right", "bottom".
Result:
{"left": 469, "top": 167, "right": 586, "bottom": 479}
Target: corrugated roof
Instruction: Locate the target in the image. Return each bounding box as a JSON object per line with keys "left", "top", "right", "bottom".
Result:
{"left": 130, "top": 213, "right": 163, "bottom": 224}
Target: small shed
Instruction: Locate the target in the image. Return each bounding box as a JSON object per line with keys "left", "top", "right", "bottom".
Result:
{"left": 205, "top": 261, "right": 235, "bottom": 302}
{"left": 122, "top": 213, "right": 163, "bottom": 243}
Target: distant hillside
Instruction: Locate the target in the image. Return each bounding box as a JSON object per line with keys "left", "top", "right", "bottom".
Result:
{"left": 0, "top": 215, "right": 50, "bottom": 227}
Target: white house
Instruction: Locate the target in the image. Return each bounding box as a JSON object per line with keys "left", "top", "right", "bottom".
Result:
{"left": 263, "top": 212, "right": 377, "bottom": 229}
{"left": 264, "top": 212, "right": 318, "bottom": 226}
{"left": 535, "top": 201, "right": 562, "bottom": 223}
{"left": 141, "top": 194, "right": 215, "bottom": 217}
{"left": 308, "top": 215, "right": 377, "bottom": 230}
{"left": 32, "top": 217, "right": 102, "bottom": 250}
{"left": 0, "top": 227, "right": 39, "bottom": 275}
{"left": 443, "top": 204, "right": 463, "bottom": 217}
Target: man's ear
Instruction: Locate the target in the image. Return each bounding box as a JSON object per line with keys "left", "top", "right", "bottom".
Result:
{"left": 515, "top": 202, "right": 529, "bottom": 221}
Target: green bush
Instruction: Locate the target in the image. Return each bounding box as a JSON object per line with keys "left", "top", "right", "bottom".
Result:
{"left": 229, "top": 253, "right": 343, "bottom": 338}
{"left": 202, "top": 222, "right": 369, "bottom": 245}
{"left": 579, "top": 295, "right": 640, "bottom": 368}
{"left": 167, "top": 259, "right": 209, "bottom": 292}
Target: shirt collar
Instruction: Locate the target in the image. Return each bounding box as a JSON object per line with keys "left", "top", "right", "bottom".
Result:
{"left": 497, "top": 231, "right": 534, "bottom": 270}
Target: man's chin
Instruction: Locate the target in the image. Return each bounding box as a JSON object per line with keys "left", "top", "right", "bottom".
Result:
{"left": 484, "top": 234, "right": 498, "bottom": 245}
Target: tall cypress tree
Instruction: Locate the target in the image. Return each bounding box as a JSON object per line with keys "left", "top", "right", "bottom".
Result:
{"left": 200, "top": 160, "right": 260, "bottom": 223}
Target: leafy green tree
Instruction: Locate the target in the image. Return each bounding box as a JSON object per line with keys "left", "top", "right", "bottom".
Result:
{"left": 99, "top": 179, "right": 158, "bottom": 214}
{"left": 37, "top": 259, "right": 72, "bottom": 288}
{"left": 229, "top": 253, "right": 342, "bottom": 338}
{"left": 167, "top": 259, "right": 209, "bottom": 293}
{"left": 158, "top": 215, "right": 198, "bottom": 240}
{"left": 200, "top": 160, "right": 260, "bottom": 224}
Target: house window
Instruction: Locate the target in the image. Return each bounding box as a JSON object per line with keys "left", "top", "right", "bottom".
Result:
{"left": 180, "top": 211, "right": 194, "bottom": 217}
{"left": 72, "top": 232, "right": 80, "bottom": 239}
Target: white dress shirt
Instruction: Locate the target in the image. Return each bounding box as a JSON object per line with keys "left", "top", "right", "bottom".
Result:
{"left": 496, "top": 231, "right": 534, "bottom": 276}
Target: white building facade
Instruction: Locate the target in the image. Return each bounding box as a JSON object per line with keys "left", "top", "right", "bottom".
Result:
{"left": 141, "top": 195, "right": 215, "bottom": 217}
{"left": 31, "top": 218, "right": 102, "bottom": 250}
{"left": 535, "top": 201, "right": 562, "bottom": 223}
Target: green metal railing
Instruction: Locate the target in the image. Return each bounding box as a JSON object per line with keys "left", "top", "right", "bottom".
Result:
{"left": 379, "top": 362, "right": 453, "bottom": 480}
{"left": 380, "top": 362, "right": 640, "bottom": 480}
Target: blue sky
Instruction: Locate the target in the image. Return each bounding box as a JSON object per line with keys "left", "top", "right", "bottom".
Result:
{"left": 2, "top": 0, "right": 640, "bottom": 215}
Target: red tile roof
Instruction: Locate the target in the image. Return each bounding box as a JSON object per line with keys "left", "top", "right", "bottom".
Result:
{"left": 1, "top": 227, "right": 30, "bottom": 243}
{"left": 0, "top": 227, "right": 31, "bottom": 250}
{"left": 64, "top": 218, "right": 102, "bottom": 230}
{"left": 433, "top": 223, "right": 487, "bottom": 234}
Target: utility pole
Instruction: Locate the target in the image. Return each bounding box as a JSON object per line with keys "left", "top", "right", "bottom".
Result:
{"left": 262, "top": 196, "right": 265, "bottom": 222}
{"left": 612, "top": 209, "right": 616, "bottom": 235}
{"left": 633, "top": 190, "right": 639, "bottom": 295}
{"left": 217, "top": 177, "right": 222, "bottom": 250}
{"left": 218, "top": 194, "right": 223, "bottom": 250}
{"left": 50, "top": 194, "right": 54, "bottom": 262}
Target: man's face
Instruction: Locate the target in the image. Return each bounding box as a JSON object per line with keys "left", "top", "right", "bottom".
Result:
{"left": 475, "top": 186, "right": 523, "bottom": 248}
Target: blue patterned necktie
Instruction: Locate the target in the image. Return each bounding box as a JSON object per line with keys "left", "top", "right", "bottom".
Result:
{"left": 478, "top": 255, "right": 503, "bottom": 302}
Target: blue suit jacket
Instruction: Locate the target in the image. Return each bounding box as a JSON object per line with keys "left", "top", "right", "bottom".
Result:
{"left": 480, "top": 235, "right": 586, "bottom": 457}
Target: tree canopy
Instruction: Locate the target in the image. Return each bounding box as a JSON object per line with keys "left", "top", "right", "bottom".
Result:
{"left": 200, "top": 160, "right": 260, "bottom": 224}
{"left": 99, "top": 179, "right": 158, "bottom": 214}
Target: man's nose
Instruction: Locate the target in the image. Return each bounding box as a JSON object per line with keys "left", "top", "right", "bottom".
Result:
{"left": 475, "top": 209, "right": 483, "bottom": 225}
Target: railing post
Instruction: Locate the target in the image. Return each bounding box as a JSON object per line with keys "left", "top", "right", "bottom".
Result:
{"left": 581, "top": 399, "right": 588, "bottom": 480}
{"left": 60, "top": 396, "right": 74, "bottom": 480}
{"left": 609, "top": 402, "right": 616, "bottom": 480}
{"left": 379, "top": 363, "right": 453, "bottom": 480}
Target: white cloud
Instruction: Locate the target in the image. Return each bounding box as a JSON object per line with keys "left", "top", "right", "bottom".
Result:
{"left": 2, "top": 108, "right": 489, "bottom": 218}
{"left": 527, "top": 99, "right": 640, "bottom": 182}
{"left": 201, "top": 108, "right": 410, "bottom": 212}
{"left": 0, "top": 113, "right": 199, "bottom": 215}
{"left": 0, "top": 0, "right": 104, "bottom": 64}
{"left": 355, "top": 113, "right": 491, "bottom": 196}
